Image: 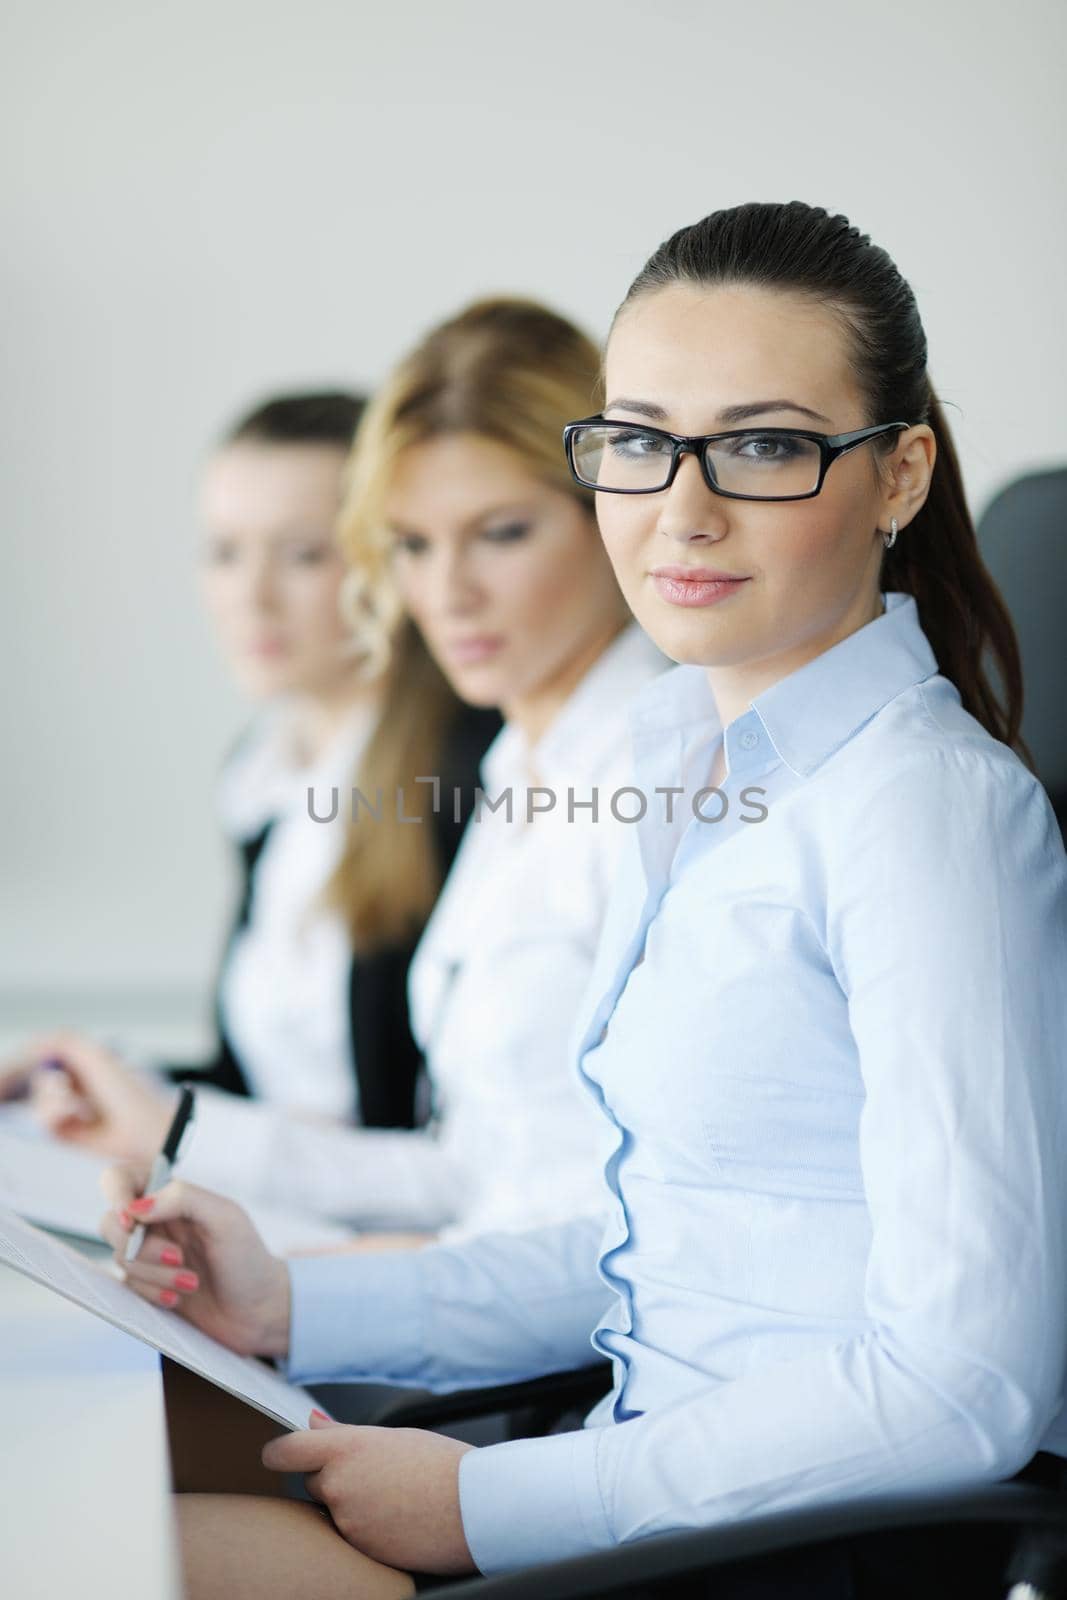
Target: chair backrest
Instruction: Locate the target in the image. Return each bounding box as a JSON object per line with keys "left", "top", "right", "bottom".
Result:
{"left": 976, "top": 465, "right": 1067, "bottom": 835}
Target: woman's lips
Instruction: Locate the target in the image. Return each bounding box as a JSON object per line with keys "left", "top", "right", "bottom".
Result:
{"left": 442, "top": 636, "right": 506, "bottom": 664}
{"left": 650, "top": 569, "right": 751, "bottom": 609}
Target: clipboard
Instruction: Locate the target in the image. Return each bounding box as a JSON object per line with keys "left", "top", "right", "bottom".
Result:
{"left": 0, "top": 1203, "right": 316, "bottom": 1432}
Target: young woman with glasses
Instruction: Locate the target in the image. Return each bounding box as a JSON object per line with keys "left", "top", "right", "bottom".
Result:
{"left": 100, "top": 203, "right": 1067, "bottom": 1599}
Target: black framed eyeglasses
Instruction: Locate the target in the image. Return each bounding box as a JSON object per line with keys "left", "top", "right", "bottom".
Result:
{"left": 562, "top": 416, "right": 911, "bottom": 502}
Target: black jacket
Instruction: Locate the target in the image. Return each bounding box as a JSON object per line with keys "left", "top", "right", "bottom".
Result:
{"left": 165, "top": 703, "right": 501, "bottom": 1129}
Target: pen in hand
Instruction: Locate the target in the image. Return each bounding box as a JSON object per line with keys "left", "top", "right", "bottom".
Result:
{"left": 124, "top": 1087, "right": 196, "bottom": 1265}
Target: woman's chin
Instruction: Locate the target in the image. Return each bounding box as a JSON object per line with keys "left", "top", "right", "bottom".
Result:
{"left": 231, "top": 657, "right": 324, "bottom": 700}
{"left": 438, "top": 662, "right": 509, "bottom": 707}
{"left": 633, "top": 619, "right": 735, "bottom": 670}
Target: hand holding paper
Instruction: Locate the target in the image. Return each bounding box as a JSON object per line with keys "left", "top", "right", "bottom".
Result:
{"left": 101, "top": 1166, "right": 293, "bottom": 1360}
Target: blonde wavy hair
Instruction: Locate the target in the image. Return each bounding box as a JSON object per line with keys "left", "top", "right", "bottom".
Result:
{"left": 324, "top": 296, "right": 603, "bottom": 950}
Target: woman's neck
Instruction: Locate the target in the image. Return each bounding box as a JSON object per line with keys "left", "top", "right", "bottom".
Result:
{"left": 503, "top": 615, "right": 630, "bottom": 752}
{"left": 284, "top": 670, "right": 380, "bottom": 768}
{"left": 706, "top": 588, "right": 886, "bottom": 737}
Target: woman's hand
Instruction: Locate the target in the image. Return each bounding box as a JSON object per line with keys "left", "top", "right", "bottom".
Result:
{"left": 262, "top": 1415, "right": 477, "bottom": 1576}
{"left": 0, "top": 1030, "right": 175, "bottom": 1163}
{"left": 100, "top": 1167, "right": 292, "bottom": 1358}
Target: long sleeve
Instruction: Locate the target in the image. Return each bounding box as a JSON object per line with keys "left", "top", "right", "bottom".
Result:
{"left": 282, "top": 1213, "right": 610, "bottom": 1389}
{"left": 431, "top": 933, "right": 615, "bottom": 1243}
{"left": 458, "top": 749, "right": 1067, "bottom": 1573}
{"left": 177, "top": 1086, "right": 467, "bottom": 1230}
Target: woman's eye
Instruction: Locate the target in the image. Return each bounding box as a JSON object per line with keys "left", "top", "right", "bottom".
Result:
{"left": 287, "top": 546, "right": 329, "bottom": 565}
{"left": 393, "top": 533, "right": 429, "bottom": 557}
{"left": 482, "top": 521, "right": 531, "bottom": 545}
{"left": 607, "top": 429, "right": 670, "bottom": 461}
{"left": 203, "top": 540, "right": 239, "bottom": 565}
{"left": 732, "top": 433, "right": 800, "bottom": 462}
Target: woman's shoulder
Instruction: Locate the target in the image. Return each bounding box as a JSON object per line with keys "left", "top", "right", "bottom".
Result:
{"left": 818, "top": 673, "right": 1061, "bottom": 867}
{"left": 835, "top": 673, "right": 1033, "bottom": 789}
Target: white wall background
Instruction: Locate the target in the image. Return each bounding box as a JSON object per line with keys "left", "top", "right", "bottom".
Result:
{"left": 2, "top": 0, "right": 1064, "bottom": 1048}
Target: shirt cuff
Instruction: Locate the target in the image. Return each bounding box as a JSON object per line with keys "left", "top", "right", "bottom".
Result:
{"left": 458, "top": 1425, "right": 614, "bottom": 1574}
{"left": 283, "top": 1248, "right": 426, "bottom": 1386}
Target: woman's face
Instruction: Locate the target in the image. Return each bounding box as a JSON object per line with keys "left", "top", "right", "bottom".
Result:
{"left": 384, "top": 432, "right": 626, "bottom": 727}
{"left": 198, "top": 441, "right": 355, "bottom": 700}
{"left": 598, "top": 283, "right": 931, "bottom": 685}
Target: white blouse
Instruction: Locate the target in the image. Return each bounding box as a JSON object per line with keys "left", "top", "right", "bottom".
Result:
{"left": 410, "top": 621, "right": 670, "bottom": 1240}
{"left": 189, "top": 701, "right": 374, "bottom": 1153}
{"left": 177, "top": 624, "right": 669, "bottom": 1236}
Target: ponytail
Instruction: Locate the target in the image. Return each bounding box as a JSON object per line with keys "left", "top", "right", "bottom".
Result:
{"left": 881, "top": 384, "right": 1033, "bottom": 768}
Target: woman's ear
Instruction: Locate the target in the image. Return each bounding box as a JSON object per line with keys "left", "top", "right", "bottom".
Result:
{"left": 883, "top": 425, "right": 937, "bottom": 531}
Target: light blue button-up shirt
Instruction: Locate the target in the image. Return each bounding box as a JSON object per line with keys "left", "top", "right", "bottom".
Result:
{"left": 285, "top": 592, "right": 1067, "bottom": 1575}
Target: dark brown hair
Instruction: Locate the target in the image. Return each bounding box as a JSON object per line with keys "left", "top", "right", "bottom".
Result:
{"left": 620, "top": 201, "right": 1031, "bottom": 761}
{"left": 225, "top": 390, "right": 366, "bottom": 449}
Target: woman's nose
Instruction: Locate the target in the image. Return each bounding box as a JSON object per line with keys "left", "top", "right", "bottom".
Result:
{"left": 438, "top": 551, "right": 483, "bottom": 614}
{"left": 245, "top": 558, "right": 280, "bottom": 609}
{"left": 655, "top": 454, "right": 730, "bottom": 545}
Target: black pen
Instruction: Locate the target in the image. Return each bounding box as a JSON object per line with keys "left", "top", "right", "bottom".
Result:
{"left": 123, "top": 1086, "right": 196, "bottom": 1265}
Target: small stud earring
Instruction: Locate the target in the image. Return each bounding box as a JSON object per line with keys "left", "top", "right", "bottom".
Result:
{"left": 882, "top": 516, "right": 899, "bottom": 550}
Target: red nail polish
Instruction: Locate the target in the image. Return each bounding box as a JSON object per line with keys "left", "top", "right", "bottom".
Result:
{"left": 160, "top": 1247, "right": 181, "bottom": 1267}
{"left": 160, "top": 1289, "right": 178, "bottom": 1308}
{"left": 129, "top": 1197, "right": 155, "bottom": 1215}
{"left": 174, "top": 1271, "right": 198, "bottom": 1291}
{"left": 311, "top": 1408, "right": 329, "bottom": 1420}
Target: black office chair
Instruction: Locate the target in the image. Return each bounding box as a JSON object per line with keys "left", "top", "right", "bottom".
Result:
{"left": 977, "top": 464, "right": 1067, "bottom": 839}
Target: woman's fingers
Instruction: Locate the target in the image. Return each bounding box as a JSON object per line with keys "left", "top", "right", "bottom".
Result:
{"left": 99, "top": 1218, "right": 185, "bottom": 1271}
{"left": 101, "top": 1219, "right": 200, "bottom": 1306}
{"left": 100, "top": 1209, "right": 129, "bottom": 1253}
{"left": 302, "top": 1467, "right": 328, "bottom": 1506}
{"left": 100, "top": 1165, "right": 182, "bottom": 1263}
{"left": 122, "top": 1257, "right": 200, "bottom": 1298}
{"left": 261, "top": 1428, "right": 337, "bottom": 1474}
{"left": 32, "top": 1075, "right": 96, "bottom": 1132}
{"left": 119, "top": 1273, "right": 190, "bottom": 1311}
{"left": 117, "top": 1177, "right": 219, "bottom": 1229}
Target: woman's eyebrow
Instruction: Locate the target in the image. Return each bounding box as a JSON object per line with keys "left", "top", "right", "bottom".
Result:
{"left": 604, "top": 397, "right": 832, "bottom": 425}
{"left": 385, "top": 502, "right": 531, "bottom": 539}
{"left": 720, "top": 399, "right": 832, "bottom": 425}
{"left": 603, "top": 398, "right": 669, "bottom": 420}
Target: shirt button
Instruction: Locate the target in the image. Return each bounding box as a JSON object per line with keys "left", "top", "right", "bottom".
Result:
{"left": 739, "top": 730, "right": 759, "bottom": 750}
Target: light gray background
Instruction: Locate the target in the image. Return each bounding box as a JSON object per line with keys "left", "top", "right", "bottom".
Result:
{"left": 2, "top": 0, "right": 1064, "bottom": 1051}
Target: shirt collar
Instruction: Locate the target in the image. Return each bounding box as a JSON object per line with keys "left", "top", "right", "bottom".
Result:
{"left": 218, "top": 700, "right": 376, "bottom": 839}
{"left": 482, "top": 621, "right": 668, "bottom": 792}
{"left": 628, "top": 591, "right": 940, "bottom": 780}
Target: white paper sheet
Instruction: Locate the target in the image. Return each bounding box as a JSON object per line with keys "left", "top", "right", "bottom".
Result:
{"left": 0, "top": 1123, "right": 110, "bottom": 1236}
{"left": 0, "top": 1204, "right": 316, "bottom": 1430}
